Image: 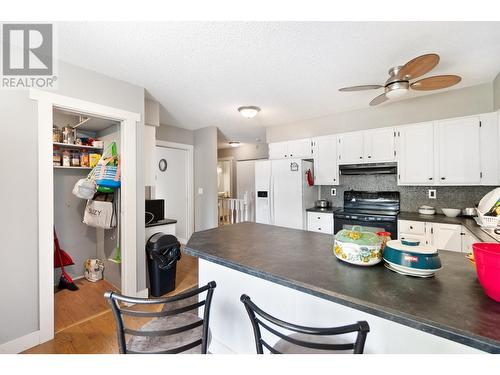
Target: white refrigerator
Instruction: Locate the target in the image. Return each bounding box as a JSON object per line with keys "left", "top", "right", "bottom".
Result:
{"left": 255, "top": 158, "right": 317, "bottom": 230}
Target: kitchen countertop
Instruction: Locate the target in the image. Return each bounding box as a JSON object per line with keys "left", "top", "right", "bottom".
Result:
{"left": 398, "top": 211, "right": 497, "bottom": 243}
{"left": 306, "top": 206, "right": 342, "bottom": 213}
{"left": 185, "top": 222, "right": 500, "bottom": 353}
{"left": 145, "top": 218, "right": 177, "bottom": 228}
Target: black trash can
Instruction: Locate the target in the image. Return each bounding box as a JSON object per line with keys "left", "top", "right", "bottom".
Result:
{"left": 146, "top": 233, "right": 182, "bottom": 297}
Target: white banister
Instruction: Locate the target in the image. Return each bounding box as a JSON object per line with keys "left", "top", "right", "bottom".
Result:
{"left": 218, "top": 196, "right": 248, "bottom": 226}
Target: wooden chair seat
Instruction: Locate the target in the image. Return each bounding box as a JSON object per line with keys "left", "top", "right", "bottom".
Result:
{"left": 128, "top": 312, "right": 210, "bottom": 354}
{"left": 273, "top": 332, "right": 355, "bottom": 354}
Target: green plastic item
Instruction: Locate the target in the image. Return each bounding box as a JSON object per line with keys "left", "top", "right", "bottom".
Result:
{"left": 108, "top": 246, "right": 121, "bottom": 264}
{"left": 335, "top": 225, "right": 382, "bottom": 246}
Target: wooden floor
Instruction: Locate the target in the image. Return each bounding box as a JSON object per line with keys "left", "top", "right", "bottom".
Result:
{"left": 54, "top": 278, "right": 119, "bottom": 333}
{"left": 24, "top": 253, "right": 198, "bottom": 354}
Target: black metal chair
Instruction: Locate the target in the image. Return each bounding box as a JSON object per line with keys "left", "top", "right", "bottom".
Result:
{"left": 240, "top": 294, "right": 370, "bottom": 354}
{"left": 104, "top": 281, "right": 216, "bottom": 354}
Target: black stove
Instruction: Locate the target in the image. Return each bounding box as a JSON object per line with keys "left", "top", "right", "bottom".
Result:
{"left": 334, "top": 191, "right": 400, "bottom": 236}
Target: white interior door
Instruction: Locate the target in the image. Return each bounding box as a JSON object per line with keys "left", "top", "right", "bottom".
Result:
{"left": 155, "top": 146, "right": 188, "bottom": 242}
{"left": 236, "top": 160, "right": 256, "bottom": 222}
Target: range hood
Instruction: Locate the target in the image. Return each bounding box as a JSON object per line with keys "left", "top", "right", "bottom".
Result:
{"left": 339, "top": 162, "right": 397, "bottom": 175}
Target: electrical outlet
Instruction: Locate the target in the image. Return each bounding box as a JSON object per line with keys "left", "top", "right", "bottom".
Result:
{"left": 198, "top": 187, "right": 204, "bottom": 195}
{"left": 428, "top": 189, "right": 436, "bottom": 199}
{"left": 331, "top": 188, "right": 337, "bottom": 196}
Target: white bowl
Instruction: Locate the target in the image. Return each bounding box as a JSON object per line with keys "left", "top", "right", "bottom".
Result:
{"left": 442, "top": 208, "right": 461, "bottom": 217}
{"left": 418, "top": 207, "right": 435, "bottom": 215}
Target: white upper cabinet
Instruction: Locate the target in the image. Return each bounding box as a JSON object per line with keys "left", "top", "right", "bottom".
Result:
{"left": 397, "top": 122, "right": 435, "bottom": 185}
{"left": 437, "top": 116, "right": 481, "bottom": 185}
{"left": 268, "top": 141, "right": 288, "bottom": 159}
{"left": 312, "top": 135, "right": 339, "bottom": 185}
{"left": 338, "top": 132, "right": 364, "bottom": 164}
{"left": 479, "top": 112, "right": 498, "bottom": 185}
{"left": 363, "top": 128, "right": 396, "bottom": 163}
{"left": 287, "top": 138, "right": 312, "bottom": 158}
{"left": 268, "top": 139, "right": 311, "bottom": 159}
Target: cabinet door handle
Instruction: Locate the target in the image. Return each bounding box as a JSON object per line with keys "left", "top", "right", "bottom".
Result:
{"left": 441, "top": 177, "right": 446, "bottom": 180}
{"left": 317, "top": 217, "right": 321, "bottom": 219}
{"left": 429, "top": 177, "right": 433, "bottom": 180}
{"left": 410, "top": 226, "right": 413, "bottom": 229}
{"left": 359, "top": 156, "right": 363, "bottom": 159}
{"left": 368, "top": 155, "right": 371, "bottom": 159}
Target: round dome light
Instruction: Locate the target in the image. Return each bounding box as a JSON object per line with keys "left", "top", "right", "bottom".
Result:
{"left": 238, "top": 106, "right": 261, "bottom": 119}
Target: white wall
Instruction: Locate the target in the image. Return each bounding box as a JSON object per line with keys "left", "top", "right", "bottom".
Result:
{"left": 494, "top": 72, "right": 500, "bottom": 110}
{"left": 156, "top": 123, "right": 194, "bottom": 145}
{"left": 0, "top": 60, "right": 145, "bottom": 347}
{"left": 194, "top": 126, "right": 218, "bottom": 231}
{"left": 266, "top": 83, "right": 494, "bottom": 142}
{"left": 217, "top": 143, "right": 269, "bottom": 161}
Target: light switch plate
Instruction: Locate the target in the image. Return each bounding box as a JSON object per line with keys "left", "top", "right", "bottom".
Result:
{"left": 331, "top": 188, "right": 336, "bottom": 196}
{"left": 428, "top": 189, "right": 436, "bottom": 199}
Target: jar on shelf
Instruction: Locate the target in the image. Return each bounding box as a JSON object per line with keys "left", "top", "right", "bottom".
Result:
{"left": 80, "top": 151, "right": 89, "bottom": 167}
{"left": 62, "top": 125, "right": 76, "bottom": 144}
{"left": 62, "top": 150, "right": 71, "bottom": 167}
{"left": 52, "top": 125, "right": 63, "bottom": 143}
{"left": 71, "top": 151, "right": 81, "bottom": 167}
{"left": 53, "top": 149, "right": 62, "bottom": 166}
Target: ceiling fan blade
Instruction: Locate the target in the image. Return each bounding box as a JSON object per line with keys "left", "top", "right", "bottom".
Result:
{"left": 410, "top": 75, "right": 462, "bottom": 91}
{"left": 339, "top": 85, "right": 383, "bottom": 92}
{"left": 398, "top": 53, "right": 440, "bottom": 80}
{"left": 369, "top": 92, "right": 389, "bottom": 106}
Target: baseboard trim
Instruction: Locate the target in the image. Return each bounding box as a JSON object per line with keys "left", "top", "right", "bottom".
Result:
{"left": 0, "top": 330, "right": 40, "bottom": 354}
{"left": 136, "top": 288, "right": 149, "bottom": 298}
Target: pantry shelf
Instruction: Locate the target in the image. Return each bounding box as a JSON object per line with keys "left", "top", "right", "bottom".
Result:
{"left": 54, "top": 166, "right": 93, "bottom": 170}
{"left": 53, "top": 142, "right": 103, "bottom": 151}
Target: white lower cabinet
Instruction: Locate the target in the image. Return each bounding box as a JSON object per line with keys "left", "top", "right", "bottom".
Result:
{"left": 307, "top": 212, "right": 334, "bottom": 234}
{"left": 427, "top": 223, "right": 462, "bottom": 252}
{"left": 398, "top": 220, "right": 467, "bottom": 252}
{"left": 461, "top": 227, "right": 481, "bottom": 254}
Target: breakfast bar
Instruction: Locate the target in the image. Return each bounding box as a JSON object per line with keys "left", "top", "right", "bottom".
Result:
{"left": 185, "top": 222, "right": 500, "bottom": 354}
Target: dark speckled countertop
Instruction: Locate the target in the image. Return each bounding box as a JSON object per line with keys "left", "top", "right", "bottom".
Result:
{"left": 398, "top": 212, "right": 498, "bottom": 243}
{"left": 185, "top": 222, "right": 500, "bottom": 353}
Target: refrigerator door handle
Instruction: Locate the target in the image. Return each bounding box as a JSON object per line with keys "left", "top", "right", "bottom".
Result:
{"left": 269, "top": 174, "right": 274, "bottom": 225}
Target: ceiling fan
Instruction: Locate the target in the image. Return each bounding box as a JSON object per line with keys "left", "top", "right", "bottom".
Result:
{"left": 339, "top": 53, "right": 461, "bottom": 106}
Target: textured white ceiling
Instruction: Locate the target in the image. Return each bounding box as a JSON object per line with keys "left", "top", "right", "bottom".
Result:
{"left": 55, "top": 22, "right": 500, "bottom": 143}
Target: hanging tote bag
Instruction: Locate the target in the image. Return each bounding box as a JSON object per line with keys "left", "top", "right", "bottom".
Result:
{"left": 94, "top": 141, "right": 121, "bottom": 192}
{"left": 83, "top": 198, "right": 117, "bottom": 229}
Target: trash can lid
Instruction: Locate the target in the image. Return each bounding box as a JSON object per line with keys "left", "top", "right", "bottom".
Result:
{"left": 146, "top": 233, "right": 180, "bottom": 253}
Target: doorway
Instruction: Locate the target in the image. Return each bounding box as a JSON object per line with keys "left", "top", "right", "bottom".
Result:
{"left": 31, "top": 89, "right": 141, "bottom": 347}
{"left": 155, "top": 141, "right": 194, "bottom": 244}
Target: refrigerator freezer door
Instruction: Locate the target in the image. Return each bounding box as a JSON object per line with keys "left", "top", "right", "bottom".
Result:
{"left": 272, "top": 159, "right": 304, "bottom": 230}
{"left": 255, "top": 160, "right": 272, "bottom": 224}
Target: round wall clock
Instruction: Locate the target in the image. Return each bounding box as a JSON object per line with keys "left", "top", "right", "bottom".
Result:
{"left": 158, "top": 158, "right": 168, "bottom": 172}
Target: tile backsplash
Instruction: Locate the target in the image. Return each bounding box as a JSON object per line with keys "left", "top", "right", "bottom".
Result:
{"left": 320, "top": 174, "right": 497, "bottom": 212}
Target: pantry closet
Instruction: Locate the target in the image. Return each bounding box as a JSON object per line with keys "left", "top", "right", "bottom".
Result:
{"left": 52, "top": 107, "right": 122, "bottom": 332}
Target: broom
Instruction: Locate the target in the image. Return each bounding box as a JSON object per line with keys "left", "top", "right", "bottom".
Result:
{"left": 54, "top": 228, "right": 79, "bottom": 291}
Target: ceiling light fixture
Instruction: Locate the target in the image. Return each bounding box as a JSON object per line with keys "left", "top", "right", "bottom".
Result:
{"left": 384, "top": 81, "right": 409, "bottom": 99}
{"left": 229, "top": 141, "right": 240, "bottom": 148}
{"left": 238, "top": 106, "right": 261, "bottom": 119}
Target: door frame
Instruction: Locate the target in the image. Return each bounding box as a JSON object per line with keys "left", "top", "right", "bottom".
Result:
{"left": 30, "top": 89, "right": 141, "bottom": 346}
{"left": 155, "top": 140, "right": 194, "bottom": 244}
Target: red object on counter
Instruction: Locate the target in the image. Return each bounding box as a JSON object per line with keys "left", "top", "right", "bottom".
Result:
{"left": 473, "top": 243, "right": 500, "bottom": 302}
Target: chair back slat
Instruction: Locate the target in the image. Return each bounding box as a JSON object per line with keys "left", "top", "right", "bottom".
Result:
{"left": 124, "top": 320, "right": 203, "bottom": 337}
{"left": 241, "top": 294, "right": 369, "bottom": 354}
{"left": 105, "top": 281, "right": 216, "bottom": 354}
{"left": 126, "top": 339, "right": 203, "bottom": 354}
